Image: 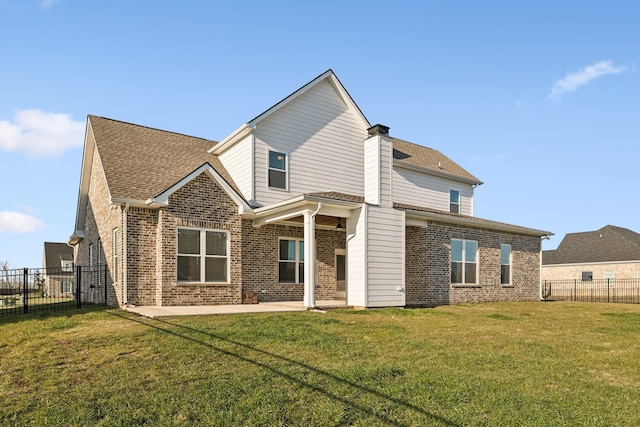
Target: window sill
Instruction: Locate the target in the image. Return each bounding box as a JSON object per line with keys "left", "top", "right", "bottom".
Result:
{"left": 279, "top": 282, "right": 304, "bottom": 285}
{"left": 268, "top": 186, "right": 290, "bottom": 192}
{"left": 451, "top": 284, "right": 481, "bottom": 288}
{"left": 500, "top": 284, "right": 515, "bottom": 288}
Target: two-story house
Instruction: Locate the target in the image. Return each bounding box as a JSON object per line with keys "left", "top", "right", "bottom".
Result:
{"left": 68, "top": 70, "right": 551, "bottom": 308}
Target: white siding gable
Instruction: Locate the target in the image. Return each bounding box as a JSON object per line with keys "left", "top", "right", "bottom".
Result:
{"left": 253, "top": 79, "right": 368, "bottom": 206}
{"left": 218, "top": 134, "right": 253, "bottom": 203}
{"left": 393, "top": 166, "right": 475, "bottom": 215}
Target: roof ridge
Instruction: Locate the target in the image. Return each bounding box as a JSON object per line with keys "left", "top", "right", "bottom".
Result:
{"left": 607, "top": 224, "right": 640, "bottom": 248}
{"left": 89, "top": 115, "right": 218, "bottom": 144}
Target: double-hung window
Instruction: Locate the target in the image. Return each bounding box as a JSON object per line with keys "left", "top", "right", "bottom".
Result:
{"left": 62, "top": 261, "right": 73, "bottom": 272}
{"left": 451, "top": 238, "right": 477, "bottom": 284}
{"left": 450, "top": 190, "right": 460, "bottom": 214}
{"left": 89, "top": 243, "right": 94, "bottom": 271}
{"left": 500, "top": 244, "right": 511, "bottom": 285}
{"left": 279, "top": 238, "right": 304, "bottom": 283}
{"left": 177, "top": 228, "right": 229, "bottom": 283}
{"left": 268, "top": 150, "right": 287, "bottom": 189}
{"left": 62, "top": 281, "right": 72, "bottom": 294}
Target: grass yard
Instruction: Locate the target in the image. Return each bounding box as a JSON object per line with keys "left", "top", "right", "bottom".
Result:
{"left": 1, "top": 302, "right": 639, "bottom": 426}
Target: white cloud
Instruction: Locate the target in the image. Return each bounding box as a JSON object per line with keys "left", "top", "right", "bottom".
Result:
{"left": 0, "top": 109, "right": 84, "bottom": 157}
{"left": 39, "top": 0, "right": 59, "bottom": 9}
{"left": 548, "top": 60, "right": 628, "bottom": 100}
{"left": 0, "top": 211, "right": 44, "bottom": 233}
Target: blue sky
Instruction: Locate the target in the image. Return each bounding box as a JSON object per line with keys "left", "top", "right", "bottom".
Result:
{"left": 1, "top": 0, "right": 638, "bottom": 268}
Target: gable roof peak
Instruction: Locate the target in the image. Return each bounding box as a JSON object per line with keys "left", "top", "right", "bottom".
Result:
{"left": 210, "top": 69, "right": 370, "bottom": 155}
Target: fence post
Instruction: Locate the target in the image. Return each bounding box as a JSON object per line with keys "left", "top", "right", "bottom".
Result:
{"left": 23, "top": 268, "right": 29, "bottom": 314}
{"left": 574, "top": 280, "right": 577, "bottom": 302}
{"left": 607, "top": 278, "right": 610, "bottom": 303}
{"left": 76, "top": 266, "right": 82, "bottom": 309}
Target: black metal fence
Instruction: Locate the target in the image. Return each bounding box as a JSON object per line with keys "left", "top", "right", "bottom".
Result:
{"left": 0, "top": 266, "right": 109, "bottom": 317}
{"left": 543, "top": 278, "right": 640, "bottom": 304}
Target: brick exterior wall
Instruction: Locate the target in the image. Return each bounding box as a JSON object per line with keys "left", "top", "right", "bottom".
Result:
{"left": 154, "top": 172, "right": 243, "bottom": 306}
{"left": 74, "top": 142, "right": 122, "bottom": 307}
{"left": 241, "top": 222, "right": 346, "bottom": 302}
{"left": 76, "top": 148, "right": 541, "bottom": 308}
{"left": 405, "top": 222, "right": 541, "bottom": 306}
{"left": 542, "top": 262, "right": 640, "bottom": 282}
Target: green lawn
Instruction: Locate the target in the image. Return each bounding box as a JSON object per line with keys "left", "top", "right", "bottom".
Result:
{"left": 1, "top": 302, "right": 639, "bottom": 426}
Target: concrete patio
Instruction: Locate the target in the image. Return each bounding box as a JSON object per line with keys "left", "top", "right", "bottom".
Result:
{"left": 123, "top": 300, "right": 350, "bottom": 318}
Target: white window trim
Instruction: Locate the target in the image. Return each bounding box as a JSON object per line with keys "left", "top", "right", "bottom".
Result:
{"left": 62, "top": 261, "right": 73, "bottom": 272}
{"left": 176, "top": 227, "right": 230, "bottom": 283}
{"left": 449, "top": 189, "right": 460, "bottom": 214}
{"left": 278, "top": 237, "right": 304, "bottom": 284}
{"left": 113, "top": 228, "right": 119, "bottom": 282}
{"left": 97, "top": 239, "right": 102, "bottom": 284}
{"left": 500, "top": 243, "right": 512, "bottom": 286}
{"left": 62, "top": 281, "right": 72, "bottom": 294}
{"left": 604, "top": 270, "right": 614, "bottom": 284}
{"left": 267, "top": 149, "right": 289, "bottom": 191}
{"left": 451, "top": 238, "right": 478, "bottom": 285}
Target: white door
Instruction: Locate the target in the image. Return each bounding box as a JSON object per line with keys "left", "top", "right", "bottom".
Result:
{"left": 335, "top": 249, "right": 346, "bottom": 299}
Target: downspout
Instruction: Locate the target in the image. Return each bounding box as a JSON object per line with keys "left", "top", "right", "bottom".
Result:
{"left": 539, "top": 236, "right": 550, "bottom": 301}
{"left": 123, "top": 203, "right": 129, "bottom": 305}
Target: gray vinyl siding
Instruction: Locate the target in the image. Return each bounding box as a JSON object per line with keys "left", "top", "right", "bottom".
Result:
{"left": 346, "top": 207, "right": 367, "bottom": 307}
{"left": 253, "top": 79, "right": 367, "bottom": 206}
{"left": 218, "top": 135, "right": 253, "bottom": 202}
{"left": 392, "top": 166, "right": 474, "bottom": 215}
{"left": 366, "top": 206, "right": 405, "bottom": 307}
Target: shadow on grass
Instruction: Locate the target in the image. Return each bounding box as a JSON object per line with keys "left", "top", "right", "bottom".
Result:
{"left": 110, "top": 311, "right": 460, "bottom": 427}
{"left": 0, "top": 305, "right": 111, "bottom": 325}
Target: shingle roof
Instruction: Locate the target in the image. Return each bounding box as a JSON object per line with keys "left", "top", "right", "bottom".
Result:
{"left": 89, "top": 116, "right": 241, "bottom": 201}
{"left": 392, "top": 138, "right": 481, "bottom": 184}
{"left": 394, "top": 202, "right": 551, "bottom": 236}
{"left": 43, "top": 242, "right": 73, "bottom": 269}
{"left": 307, "top": 192, "right": 365, "bottom": 203}
{"left": 542, "top": 225, "right": 640, "bottom": 265}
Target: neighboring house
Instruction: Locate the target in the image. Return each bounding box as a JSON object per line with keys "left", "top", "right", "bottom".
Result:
{"left": 68, "top": 70, "right": 551, "bottom": 308}
{"left": 43, "top": 242, "right": 74, "bottom": 297}
{"left": 542, "top": 225, "right": 640, "bottom": 282}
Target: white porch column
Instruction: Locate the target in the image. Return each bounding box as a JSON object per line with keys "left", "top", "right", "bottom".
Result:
{"left": 303, "top": 209, "right": 317, "bottom": 308}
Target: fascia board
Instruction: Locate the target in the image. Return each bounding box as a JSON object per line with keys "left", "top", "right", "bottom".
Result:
{"left": 404, "top": 209, "right": 553, "bottom": 237}
{"left": 208, "top": 124, "right": 253, "bottom": 155}
{"left": 151, "top": 163, "right": 252, "bottom": 212}
{"left": 73, "top": 119, "right": 99, "bottom": 235}
{"left": 543, "top": 259, "right": 640, "bottom": 267}
{"left": 394, "top": 160, "right": 483, "bottom": 186}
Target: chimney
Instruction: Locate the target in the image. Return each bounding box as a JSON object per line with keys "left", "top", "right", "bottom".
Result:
{"left": 364, "top": 123, "right": 392, "bottom": 207}
{"left": 367, "top": 124, "right": 390, "bottom": 137}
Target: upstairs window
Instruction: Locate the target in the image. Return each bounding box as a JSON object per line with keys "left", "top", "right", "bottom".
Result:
{"left": 451, "top": 239, "right": 477, "bottom": 284}
{"left": 500, "top": 244, "right": 511, "bottom": 285}
{"left": 268, "top": 150, "right": 287, "bottom": 189}
{"left": 62, "top": 261, "right": 73, "bottom": 272}
{"left": 450, "top": 190, "right": 460, "bottom": 214}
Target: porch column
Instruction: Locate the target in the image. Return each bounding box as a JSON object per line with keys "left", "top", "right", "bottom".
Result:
{"left": 303, "top": 210, "right": 317, "bottom": 308}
